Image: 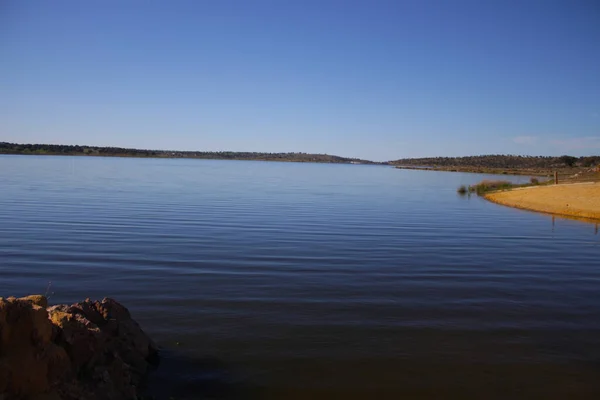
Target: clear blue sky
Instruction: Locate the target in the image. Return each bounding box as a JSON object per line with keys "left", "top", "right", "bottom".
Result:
{"left": 1, "top": 0, "right": 599, "bottom": 161}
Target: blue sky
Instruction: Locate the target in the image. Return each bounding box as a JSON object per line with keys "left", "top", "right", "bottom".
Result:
{"left": 1, "top": 0, "right": 599, "bottom": 161}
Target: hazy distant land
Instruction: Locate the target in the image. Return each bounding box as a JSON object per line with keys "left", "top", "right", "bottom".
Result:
{"left": 0, "top": 142, "right": 379, "bottom": 164}
{"left": 390, "top": 154, "right": 600, "bottom": 176}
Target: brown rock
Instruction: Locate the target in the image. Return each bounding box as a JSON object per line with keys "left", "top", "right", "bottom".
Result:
{"left": 0, "top": 359, "right": 9, "bottom": 393}
{"left": 0, "top": 295, "right": 158, "bottom": 400}
{"left": 0, "top": 296, "right": 56, "bottom": 397}
{"left": 21, "top": 295, "right": 49, "bottom": 309}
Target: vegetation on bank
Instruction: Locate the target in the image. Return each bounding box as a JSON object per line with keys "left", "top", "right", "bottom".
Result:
{"left": 457, "top": 177, "right": 546, "bottom": 196}
{"left": 391, "top": 154, "right": 600, "bottom": 169}
{"left": 458, "top": 180, "right": 514, "bottom": 195}
{"left": 0, "top": 142, "right": 379, "bottom": 164}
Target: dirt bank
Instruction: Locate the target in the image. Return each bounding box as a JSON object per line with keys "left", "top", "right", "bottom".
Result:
{"left": 0, "top": 295, "right": 158, "bottom": 400}
{"left": 484, "top": 182, "right": 600, "bottom": 220}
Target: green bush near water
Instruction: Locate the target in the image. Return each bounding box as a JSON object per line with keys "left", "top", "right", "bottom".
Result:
{"left": 469, "top": 180, "right": 514, "bottom": 194}
{"left": 457, "top": 180, "right": 517, "bottom": 196}
{"left": 458, "top": 180, "right": 517, "bottom": 196}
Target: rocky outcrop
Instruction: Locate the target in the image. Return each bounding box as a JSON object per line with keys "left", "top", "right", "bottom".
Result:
{"left": 0, "top": 296, "right": 158, "bottom": 400}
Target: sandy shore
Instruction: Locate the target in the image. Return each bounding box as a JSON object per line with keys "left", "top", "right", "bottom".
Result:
{"left": 485, "top": 182, "right": 600, "bottom": 221}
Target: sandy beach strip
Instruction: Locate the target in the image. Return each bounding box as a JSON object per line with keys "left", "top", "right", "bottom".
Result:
{"left": 484, "top": 182, "right": 600, "bottom": 220}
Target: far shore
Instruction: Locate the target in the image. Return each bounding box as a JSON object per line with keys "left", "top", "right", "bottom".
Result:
{"left": 395, "top": 165, "right": 554, "bottom": 177}
{"left": 484, "top": 182, "right": 600, "bottom": 221}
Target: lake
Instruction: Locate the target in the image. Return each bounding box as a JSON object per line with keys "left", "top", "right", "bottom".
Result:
{"left": 1, "top": 155, "right": 599, "bottom": 399}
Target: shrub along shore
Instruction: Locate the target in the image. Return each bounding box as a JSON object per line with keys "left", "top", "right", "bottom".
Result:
{"left": 457, "top": 179, "right": 539, "bottom": 196}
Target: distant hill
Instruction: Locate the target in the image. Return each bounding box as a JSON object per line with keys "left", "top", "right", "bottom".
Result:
{"left": 4, "top": 143, "right": 598, "bottom": 169}
{"left": 389, "top": 155, "right": 600, "bottom": 169}
{"left": 0, "top": 142, "right": 379, "bottom": 164}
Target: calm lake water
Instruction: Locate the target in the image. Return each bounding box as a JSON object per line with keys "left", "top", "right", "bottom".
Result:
{"left": 1, "top": 155, "right": 599, "bottom": 399}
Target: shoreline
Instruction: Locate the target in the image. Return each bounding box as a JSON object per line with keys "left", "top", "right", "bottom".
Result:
{"left": 0, "top": 142, "right": 383, "bottom": 165}
{"left": 0, "top": 152, "right": 383, "bottom": 165}
{"left": 395, "top": 165, "right": 553, "bottom": 176}
{"left": 484, "top": 182, "right": 600, "bottom": 221}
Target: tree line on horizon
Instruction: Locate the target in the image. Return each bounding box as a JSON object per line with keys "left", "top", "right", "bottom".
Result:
{"left": 389, "top": 154, "right": 600, "bottom": 169}
{"left": 2, "top": 142, "right": 598, "bottom": 168}
{"left": 0, "top": 142, "right": 377, "bottom": 164}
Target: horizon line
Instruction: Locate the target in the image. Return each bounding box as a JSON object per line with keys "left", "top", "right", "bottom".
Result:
{"left": 1, "top": 141, "right": 595, "bottom": 162}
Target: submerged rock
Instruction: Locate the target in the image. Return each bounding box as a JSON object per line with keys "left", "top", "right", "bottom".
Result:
{"left": 0, "top": 295, "right": 158, "bottom": 400}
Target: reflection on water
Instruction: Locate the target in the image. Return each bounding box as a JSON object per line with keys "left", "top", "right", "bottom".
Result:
{"left": 147, "top": 351, "right": 238, "bottom": 399}
{"left": 1, "top": 155, "right": 599, "bottom": 398}
{"left": 147, "top": 350, "right": 600, "bottom": 399}
{"left": 549, "top": 214, "right": 600, "bottom": 234}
